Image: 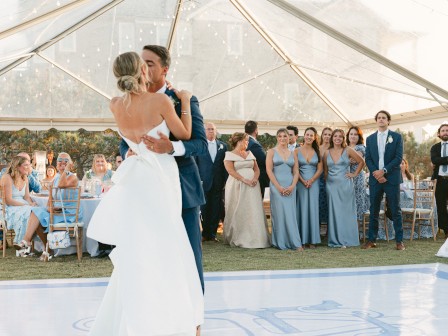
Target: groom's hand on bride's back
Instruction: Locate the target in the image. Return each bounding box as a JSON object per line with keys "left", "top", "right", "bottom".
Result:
{"left": 142, "top": 132, "right": 174, "bottom": 154}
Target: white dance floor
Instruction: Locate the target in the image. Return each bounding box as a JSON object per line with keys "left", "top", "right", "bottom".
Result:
{"left": 1, "top": 264, "right": 447, "bottom": 335}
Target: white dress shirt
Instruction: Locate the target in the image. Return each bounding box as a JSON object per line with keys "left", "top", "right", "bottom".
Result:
{"left": 439, "top": 141, "right": 448, "bottom": 176}
{"left": 208, "top": 140, "right": 217, "bottom": 162}
{"left": 377, "top": 130, "right": 388, "bottom": 170}
{"left": 288, "top": 144, "right": 297, "bottom": 152}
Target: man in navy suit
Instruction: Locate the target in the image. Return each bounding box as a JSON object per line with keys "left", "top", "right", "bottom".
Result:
{"left": 119, "top": 45, "right": 207, "bottom": 293}
{"left": 245, "top": 120, "right": 269, "bottom": 198}
{"left": 286, "top": 125, "right": 300, "bottom": 151}
{"left": 196, "top": 122, "right": 228, "bottom": 242}
{"left": 430, "top": 124, "right": 448, "bottom": 239}
{"left": 363, "top": 110, "right": 405, "bottom": 250}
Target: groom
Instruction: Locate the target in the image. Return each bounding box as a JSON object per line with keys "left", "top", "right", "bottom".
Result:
{"left": 363, "top": 110, "right": 405, "bottom": 250}
{"left": 119, "top": 45, "right": 207, "bottom": 293}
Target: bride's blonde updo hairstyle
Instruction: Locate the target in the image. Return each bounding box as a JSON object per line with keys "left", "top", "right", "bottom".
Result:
{"left": 113, "top": 52, "right": 147, "bottom": 96}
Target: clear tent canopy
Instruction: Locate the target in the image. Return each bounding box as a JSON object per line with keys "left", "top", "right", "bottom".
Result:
{"left": 1, "top": 0, "right": 447, "bottom": 134}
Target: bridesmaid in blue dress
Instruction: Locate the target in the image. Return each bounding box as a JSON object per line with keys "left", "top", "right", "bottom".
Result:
{"left": 266, "top": 128, "right": 301, "bottom": 250}
{"left": 347, "top": 126, "right": 368, "bottom": 221}
{"left": 319, "top": 127, "right": 332, "bottom": 231}
{"left": 297, "top": 127, "right": 323, "bottom": 248}
{"left": 324, "top": 129, "right": 364, "bottom": 248}
{"left": 2, "top": 156, "right": 37, "bottom": 247}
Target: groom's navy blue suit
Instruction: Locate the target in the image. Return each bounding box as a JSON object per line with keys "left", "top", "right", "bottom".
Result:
{"left": 119, "top": 89, "right": 207, "bottom": 291}
{"left": 365, "top": 130, "right": 403, "bottom": 242}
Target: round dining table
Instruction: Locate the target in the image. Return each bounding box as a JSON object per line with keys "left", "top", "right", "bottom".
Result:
{"left": 31, "top": 193, "right": 101, "bottom": 257}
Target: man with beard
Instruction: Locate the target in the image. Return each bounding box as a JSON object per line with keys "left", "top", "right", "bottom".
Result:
{"left": 431, "top": 124, "right": 448, "bottom": 239}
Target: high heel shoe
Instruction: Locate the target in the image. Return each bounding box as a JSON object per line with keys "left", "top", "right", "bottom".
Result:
{"left": 39, "top": 251, "right": 53, "bottom": 262}
{"left": 14, "top": 240, "right": 32, "bottom": 257}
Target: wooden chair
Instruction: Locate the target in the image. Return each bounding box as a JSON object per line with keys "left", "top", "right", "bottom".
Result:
{"left": 47, "top": 186, "right": 84, "bottom": 261}
{"left": 359, "top": 196, "right": 389, "bottom": 243}
{"left": 412, "top": 179, "right": 437, "bottom": 241}
{"left": 0, "top": 185, "right": 7, "bottom": 257}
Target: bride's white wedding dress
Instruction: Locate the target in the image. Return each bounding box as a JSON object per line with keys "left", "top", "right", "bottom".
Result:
{"left": 436, "top": 238, "right": 448, "bottom": 258}
{"left": 87, "top": 121, "right": 204, "bottom": 336}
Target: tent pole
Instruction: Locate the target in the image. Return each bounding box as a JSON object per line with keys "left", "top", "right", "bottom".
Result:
{"left": 167, "top": 0, "right": 184, "bottom": 52}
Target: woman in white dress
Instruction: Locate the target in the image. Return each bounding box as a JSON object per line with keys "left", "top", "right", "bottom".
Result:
{"left": 87, "top": 52, "right": 203, "bottom": 336}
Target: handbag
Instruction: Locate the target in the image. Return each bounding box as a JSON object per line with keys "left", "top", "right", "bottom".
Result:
{"left": 47, "top": 190, "right": 71, "bottom": 249}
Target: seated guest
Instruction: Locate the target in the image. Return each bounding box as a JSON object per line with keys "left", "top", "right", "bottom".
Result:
{"left": 400, "top": 159, "right": 414, "bottom": 186}
{"left": 223, "top": 132, "right": 270, "bottom": 248}
{"left": 15, "top": 152, "right": 82, "bottom": 260}
{"left": 0, "top": 152, "right": 41, "bottom": 193}
{"left": 266, "top": 128, "right": 301, "bottom": 251}
{"left": 115, "top": 153, "right": 123, "bottom": 169}
{"left": 0, "top": 156, "right": 37, "bottom": 248}
{"left": 82, "top": 154, "right": 114, "bottom": 183}
{"left": 41, "top": 165, "right": 56, "bottom": 190}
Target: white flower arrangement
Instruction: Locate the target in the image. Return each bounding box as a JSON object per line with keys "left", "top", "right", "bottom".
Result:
{"left": 387, "top": 135, "right": 393, "bottom": 144}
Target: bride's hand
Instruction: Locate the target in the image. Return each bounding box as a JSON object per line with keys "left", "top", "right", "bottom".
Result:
{"left": 175, "top": 89, "right": 192, "bottom": 102}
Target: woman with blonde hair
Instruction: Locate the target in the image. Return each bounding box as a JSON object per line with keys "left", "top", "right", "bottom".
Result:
{"left": 1, "top": 156, "right": 37, "bottom": 248}
{"left": 82, "top": 154, "right": 114, "bottom": 183}
{"left": 87, "top": 51, "right": 203, "bottom": 335}
{"left": 323, "top": 129, "right": 364, "bottom": 248}
{"left": 223, "top": 132, "right": 270, "bottom": 248}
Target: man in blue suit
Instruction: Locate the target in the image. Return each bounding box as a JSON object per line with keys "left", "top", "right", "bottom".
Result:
{"left": 363, "top": 110, "right": 405, "bottom": 250}
{"left": 245, "top": 120, "right": 269, "bottom": 198}
{"left": 119, "top": 45, "right": 207, "bottom": 292}
{"left": 196, "top": 122, "right": 228, "bottom": 242}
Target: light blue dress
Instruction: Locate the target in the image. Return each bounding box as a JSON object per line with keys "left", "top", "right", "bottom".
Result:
{"left": 31, "top": 173, "right": 83, "bottom": 232}
{"left": 270, "top": 150, "right": 302, "bottom": 250}
{"left": 5, "top": 183, "right": 34, "bottom": 243}
{"left": 326, "top": 149, "right": 360, "bottom": 247}
{"left": 350, "top": 144, "right": 368, "bottom": 220}
{"left": 297, "top": 151, "right": 321, "bottom": 245}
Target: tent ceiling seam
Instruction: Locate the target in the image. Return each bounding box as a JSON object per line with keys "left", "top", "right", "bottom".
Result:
{"left": 267, "top": 0, "right": 448, "bottom": 101}
{"left": 229, "top": 0, "right": 351, "bottom": 126}
{"left": 167, "top": 0, "right": 184, "bottom": 51}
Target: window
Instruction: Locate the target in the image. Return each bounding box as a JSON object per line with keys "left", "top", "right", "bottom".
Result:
{"left": 227, "top": 24, "right": 242, "bottom": 55}
{"left": 59, "top": 32, "right": 77, "bottom": 52}
{"left": 228, "top": 82, "right": 244, "bottom": 118}
{"left": 119, "top": 22, "right": 135, "bottom": 54}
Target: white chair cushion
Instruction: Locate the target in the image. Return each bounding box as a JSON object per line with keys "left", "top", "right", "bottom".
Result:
{"left": 401, "top": 208, "right": 415, "bottom": 212}
{"left": 52, "top": 222, "right": 84, "bottom": 228}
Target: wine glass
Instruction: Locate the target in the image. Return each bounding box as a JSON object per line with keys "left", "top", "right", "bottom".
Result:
{"left": 93, "top": 180, "right": 102, "bottom": 198}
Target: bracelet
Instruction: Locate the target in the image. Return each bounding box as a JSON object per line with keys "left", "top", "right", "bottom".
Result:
{"left": 181, "top": 110, "right": 190, "bottom": 115}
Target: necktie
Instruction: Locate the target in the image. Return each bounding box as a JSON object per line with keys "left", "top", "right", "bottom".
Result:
{"left": 443, "top": 143, "right": 447, "bottom": 172}
{"left": 208, "top": 142, "right": 216, "bottom": 162}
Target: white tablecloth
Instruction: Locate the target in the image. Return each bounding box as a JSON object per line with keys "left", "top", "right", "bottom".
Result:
{"left": 31, "top": 195, "right": 101, "bottom": 256}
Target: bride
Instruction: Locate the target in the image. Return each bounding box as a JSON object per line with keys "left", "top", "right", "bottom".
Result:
{"left": 87, "top": 52, "right": 203, "bottom": 335}
{"left": 436, "top": 238, "right": 448, "bottom": 258}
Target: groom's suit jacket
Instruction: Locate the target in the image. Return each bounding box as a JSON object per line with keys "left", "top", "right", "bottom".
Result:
{"left": 119, "top": 89, "right": 207, "bottom": 209}
{"left": 365, "top": 130, "right": 403, "bottom": 186}
{"left": 195, "top": 140, "right": 228, "bottom": 193}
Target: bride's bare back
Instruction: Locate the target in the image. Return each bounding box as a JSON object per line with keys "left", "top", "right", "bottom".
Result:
{"left": 110, "top": 92, "right": 191, "bottom": 144}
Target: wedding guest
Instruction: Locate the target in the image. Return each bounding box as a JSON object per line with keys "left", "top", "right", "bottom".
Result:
{"left": 196, "top": 122, "right": 228, "bottom": 242}
{"left": 400, "top": 159, "right": 414, "bottom": 188}
{"left": 431, "top": 123, "right": 448, "bottom": 239}
{"left": 266, "top": 128, "right": 301, "bottom": 251}
{"left": 82, "top": 154, "right": 114, "bottom": 183}
{"left": 347, "top": 126, "right": 368, "bottom": 220}
{"left": 363, "top": 110, "right": 404, "bottom": 250}
{"left": 15, "top": 152, "right": 82, "bottom": 260}
{"left": 47, "top": 150, "right": 54, "bottom": 166}
{"left": 297, "top": 127, "right": 322, "bottom": 248}
{"left": 41, "top": 165, "right": 56, "bottom": 190}
{"left": 223, "top": 132, "right": 270, "bottom": 248}
{"left": 286, "top": 125, "right": 300, "bottom": 151}
{"left": 245, "top": 120, "right": 269, "bottom": 198}
{"left": 319, "top": 127, "right": 332, "bottom": 232}
{"left": 1, "top": 156, "right": 37, "bottom": 248}
{"left": 324, "top": 129, "right": 364, "bottom": 248}
{"left": 115, "top": 153, "right": 123, "bottom": 169}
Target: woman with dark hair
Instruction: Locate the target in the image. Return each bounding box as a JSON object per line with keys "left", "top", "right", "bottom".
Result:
{"left": 223, "top": 132, "right": 270, "bottom": 248}
{"left": 266, "top": 128, "right": 301, "bottom": 250}
{"left": 318, "top": 127, "right": 332, "bottom": 232}
{"left": 323, "top": 129, "right": 364, "bottom": 248}
{"left": 347, "top": 126, "right": 368, "bottom": 220}
{"left": 297, "top": 127, "right": 323, "bottom": 248}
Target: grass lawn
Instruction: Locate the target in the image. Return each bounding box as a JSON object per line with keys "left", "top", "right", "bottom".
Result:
{"left": 1, "top": 233, "right": 447, "bottom": 281}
